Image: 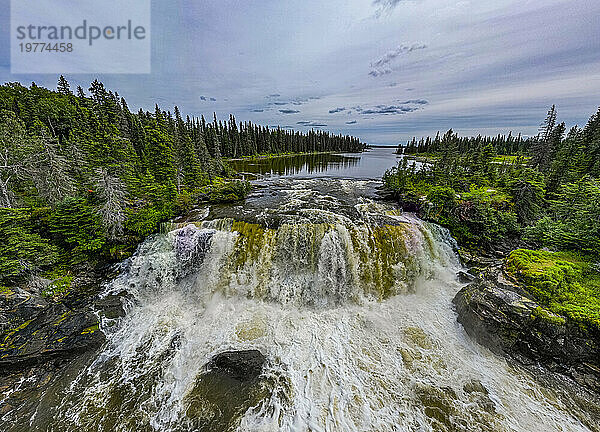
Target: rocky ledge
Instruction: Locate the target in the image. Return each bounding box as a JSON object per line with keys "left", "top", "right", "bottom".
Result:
{"left": 453, "top": 266, "right": 600, "bottom": 392}
{"left": 0, "top": 285, "right": 106, "bottom": 371}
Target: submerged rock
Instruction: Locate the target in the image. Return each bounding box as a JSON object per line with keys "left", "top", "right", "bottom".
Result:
{"left": 453, "top": 266, "right": 600, "bottom": 392}
{"left": 184, "top": 350, "right": 273, "bottom": 431}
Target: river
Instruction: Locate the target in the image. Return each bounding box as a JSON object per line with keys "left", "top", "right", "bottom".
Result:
{"left": 10, "top": 148, "right": 598, "bottom": 431}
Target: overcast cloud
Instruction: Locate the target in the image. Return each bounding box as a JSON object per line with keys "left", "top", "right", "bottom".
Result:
{"left": 0, "top": 0, "right": 599, "bottom": 145}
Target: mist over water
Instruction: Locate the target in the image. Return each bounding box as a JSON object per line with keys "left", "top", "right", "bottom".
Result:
{"left": 13, "top": 150, "right": 596, "bottom": 431}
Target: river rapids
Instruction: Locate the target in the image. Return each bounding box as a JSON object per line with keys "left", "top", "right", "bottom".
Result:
{"left": 11, "top": 174, "right": 598, "bottom": 431}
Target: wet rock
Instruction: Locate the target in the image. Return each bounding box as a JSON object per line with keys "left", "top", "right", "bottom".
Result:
{"left": 457, "top": 250, "right": 499, "bottom": 270}
{"left": 0, "top": 287, "right": 104, "bottom": 372}
{"left": 457, "top": 271, "right": 476, "bottom": 283}
{"left": 453, "top": 267, "right": 600, "bottom": 393}
{"left": 184, "top": 350, "right": 270, "bottom": 431}
{"left": 174, "top": 225, "right": 216, "bottom": 279}
{"left": 206, "top": 349, "right": 266, "bottom": 382}
{"left": 94, "top": 294, "right": 126, "bottom": 320}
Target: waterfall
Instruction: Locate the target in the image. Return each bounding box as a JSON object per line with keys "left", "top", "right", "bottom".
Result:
{"left": 33, "top": 181, "right": 593, "bottom": 432}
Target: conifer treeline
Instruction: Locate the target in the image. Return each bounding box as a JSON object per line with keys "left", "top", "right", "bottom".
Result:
{"left": 384, "top": 105, "right": 600, "bottom": 253}
{"left": 1, "top": 77, "right": 364, "bottom": 203}
{"left": 399, "top": 130, "right": 531, "bottom": 156}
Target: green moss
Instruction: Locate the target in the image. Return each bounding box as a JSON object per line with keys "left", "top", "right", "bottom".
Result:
{"left": 0, "top": 285, "right": 15, "bottom": 296}
{"left": 531, "top": 306, "right": 566, "bottom": 326}
{"left": 42, "top": 272, "right": 74, "bottom": 298}
{"left": 81, "top": 323, "right": 99, "bottom": 335}
{"left": 230, "top": 221, "right": 270, "bottom": 268}
{"left": 506, "top": 249, "right": 600, "bottom": 330}
{"left": 351, "top": 224, "right": 411, "bottom": 299}
{"left": 1, "top": 318, "right": 34, "bottom": 348}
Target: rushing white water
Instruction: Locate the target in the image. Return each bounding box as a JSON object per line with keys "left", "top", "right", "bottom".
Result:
{"left": 42, "top": 179, "right": 593, "bottom": 432}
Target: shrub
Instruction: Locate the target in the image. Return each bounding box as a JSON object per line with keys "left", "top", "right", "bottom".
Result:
{"left": 49, "top": 197, "right": 106, "bottom": 253}
{"left": 0, "top": 208, "right": 59, "bottom": 282}
{"left": 125, "top": 204, "right": 173, "bottom": 237}
{"left": 525, "top": 177, "right": 600, "bottom": 254}
{"left": 202, "top": 179, "right": 251, "bottom": 203}
{"left": 424, "top": 186, "right": 518, "bottom": 250}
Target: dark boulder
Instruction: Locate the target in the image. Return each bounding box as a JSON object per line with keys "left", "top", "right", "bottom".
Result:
{"left": 184, "top": 350, "right": 271, "bottom": 431}
{"left": 205, "top": 349, "right": 266, "bottom": 382}
{"left": 453, "top": 267, "right": 600, "bottom": 392}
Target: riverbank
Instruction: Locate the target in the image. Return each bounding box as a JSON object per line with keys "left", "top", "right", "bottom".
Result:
{"left": 453, "top": 257, "right": 600, "bottom": 396}
{"left": 403, "top": 154, "right": 531, "bottom": 165}
{"left": 225, "top": 150, "right": 338, "bottom": 162}
{"left": 382, "top": 116, "right": 600, "bottom": 400}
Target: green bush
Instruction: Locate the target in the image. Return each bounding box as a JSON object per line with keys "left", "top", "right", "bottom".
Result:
{"left": 176, "top": 190, "right": 193, "bottom": 213}
{"left": 0, "top": 208, "right": 59, "bottom": 282}
{"left": 49, "top": 197, "right": 106, "bottom": 254}
{"left": 423, "top": 186, "right": 518, "bottom": 250}
{"left": 508, "top": 177, "right": 546, "bottom": 224}
{"left": 525, "top": 177, "right": 600, "bottom": 254}
{"left": 202, "top": 179, "right": 251, "bottom": 203}
{"left": 426, "top": 187, "right": 457, "bottom": 221}
{"left": 125, "top": 204, "right": 173, "bottom": 236}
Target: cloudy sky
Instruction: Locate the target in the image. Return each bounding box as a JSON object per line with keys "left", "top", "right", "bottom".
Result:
{"left": 1, "top": 0, "right": 599, "bottom": 145}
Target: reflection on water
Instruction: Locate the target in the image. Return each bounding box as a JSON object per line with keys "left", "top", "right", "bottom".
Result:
{"left": 229, "top": 148, "right": 402, "bottom": 180}
{"left": 230, "top": 152, "right": 360, "bottom": 177}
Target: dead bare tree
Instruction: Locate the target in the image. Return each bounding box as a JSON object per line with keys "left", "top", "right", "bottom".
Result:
{"left": 30, "top": 133, "right": 75, "bottom": 205}
{"left": 0, "top": 112, "right": 39, "bottom": 208}
{"left": 94, "top": 167, "right": 128, "bottom": 240}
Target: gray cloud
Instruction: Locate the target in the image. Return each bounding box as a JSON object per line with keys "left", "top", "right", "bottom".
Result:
{"left": 373, "top": 0, "right": 407, "bottom": 16}
{"left": 369, "top": 69, "right": 392, "bottom": 77}
{"left": 358, "top": 104, "right": 420, "bottom": 115}
{"left": 279, "top": 109, "right": 300, "bottom": 114}
{"left": 291, "top": 98, "right": 310, "bottom": 105}
{"left": 399, "top": 99, "right": 429, "bottom": 105}
{"left": 329, "top": 107, "right": 346, "bottom": 114}
{"left": 369, "top": 43, "right": 427, "bottom": 77}
{"left": 297, "top": 121, "right": 327, "bottom": 127}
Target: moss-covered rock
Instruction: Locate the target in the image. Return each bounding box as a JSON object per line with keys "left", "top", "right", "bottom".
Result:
{"left": 453, "top": 265, "right": 600, "bottom": 392}
{"left": 0, "top": 285, "right": 104, "bottom": 371}
{"left": 506, "top": 249, "right": 600, "bottom": 330}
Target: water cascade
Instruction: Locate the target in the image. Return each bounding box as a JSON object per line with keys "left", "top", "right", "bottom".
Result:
{"left": 25, "top": 179, "right": 593, "bottom": 432}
